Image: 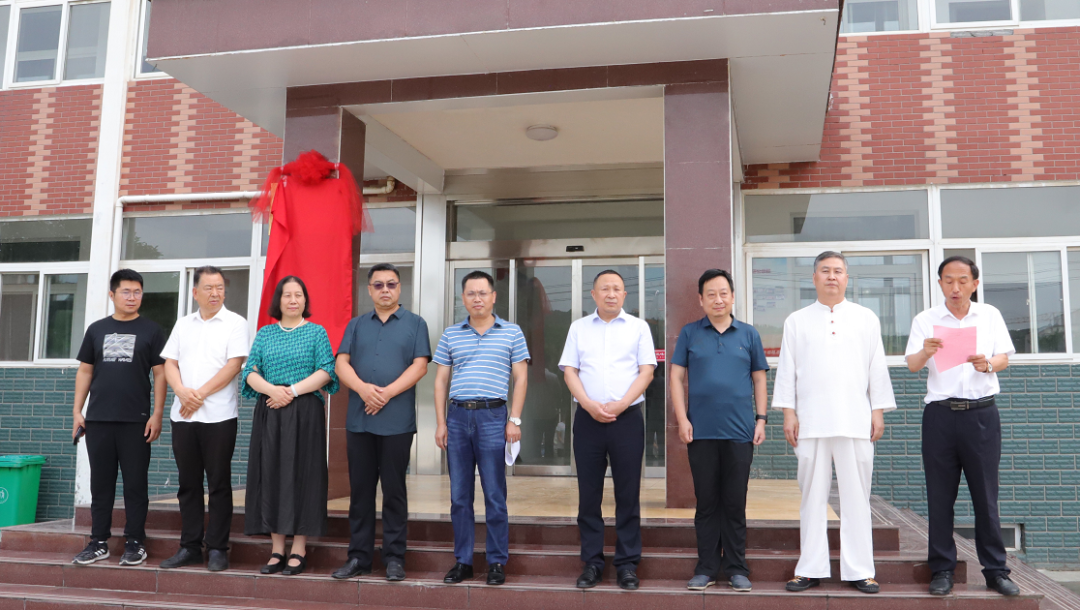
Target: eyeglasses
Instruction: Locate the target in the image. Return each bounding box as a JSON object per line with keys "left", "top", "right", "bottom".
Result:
{"left": 117, "top": 290, "right": 143, "bottom": 298}
{"left": 370, "top": 281, "right": 400, "bottom": 291}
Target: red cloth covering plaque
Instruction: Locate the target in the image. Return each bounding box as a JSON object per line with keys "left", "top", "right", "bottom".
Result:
{"left": 249, "top": 151, "right": 371, "bottom": 351}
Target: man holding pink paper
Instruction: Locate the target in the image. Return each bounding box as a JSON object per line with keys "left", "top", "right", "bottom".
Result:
{"left": 905, "top": 256, "right": 1019, "bottom": 598}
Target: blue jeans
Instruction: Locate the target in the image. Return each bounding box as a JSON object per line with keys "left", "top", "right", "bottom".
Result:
{"left": 447, "top": 403, "right": 509, "bottom": 566}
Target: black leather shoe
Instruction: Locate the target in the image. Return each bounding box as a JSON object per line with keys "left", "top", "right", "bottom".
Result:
{"left": 786, "top": 576, "right": 821, "bottom": 592}
{"left": 385, "top": 559, "right": 406, "bottom": 582}
{"left": 159, "top": 547, "right": 202, "bottom": 569}
{"left": 260, "top": 553, "right": 286, "bottom": 574}
{"left": 617, "top": 568, "right": 639, "bottom": 591}
{"left": 331, "top": 557, "right": 372, "bottom": 580}
{"left": 929, "top": 570, "right": 954, "bottom": 595}
{"left": 988, "top": 574, "right": 1020, "bottom": 596}
{"left": 207, "top": 549, "right": 229, "bottom": 572}
{"left": 577, "top": 564, "right": 602, "bottom": 589}
{"left": 487, "top": 563, "right": 506, "bottom": 585}
{"left": 444, "top": 562, "right": 474, "bottom": 584}
{"left": 850, "top": 578, "right": 880, "bottom": 594}
{"left": 281, "top": 553, "right": 307, "bottom": 576}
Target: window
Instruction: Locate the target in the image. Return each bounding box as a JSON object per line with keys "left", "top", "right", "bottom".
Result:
{"left": 846, "top": 254, "right": 926, "bottom": 355}
{"left": 0, "top": 5, "right": 10, "bottom": 85}
{"left": 1070, "top": 251, "right": 1080, "bottom": 353}
{"left": 361, "top": 206, "right": 416, "bottom": 255}
{"left": 982, "top": 251, "right": 1065, "bottom": 354}
{"left": 935, "top": 0, "right": 1013, "bottom": 24}
{"left": 0, "top": 217, "right": 90, "bottom": 363}
{"left": 841, "top": 0, "right": 919, "bottom": 32}
{"left": 8, "top": 2, "right": 110, "bottom": 85}
{"left": 1021, "top": 0, "right": 1080, "bottom": 20}
{"left": 744, "top": 191, "right": 929, "bottom": 243}
{"left": 136, "top": 0, "right": 159, "bottom": 75}
{"left": 941, "top": 186, "right": 1080, "bottom": 239}
{"left": 122, "top": 213, "right": 252, "bottom": 259}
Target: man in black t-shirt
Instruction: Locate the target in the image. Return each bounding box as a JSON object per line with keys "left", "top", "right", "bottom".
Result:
{"left": 71, "top": 269, "right": 167, "bottom": 567}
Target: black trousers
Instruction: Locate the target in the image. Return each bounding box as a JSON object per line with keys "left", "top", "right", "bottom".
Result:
{"left": 573, "top": 404, "right": 644, "bottom": 570}
{"left": 687, "top": 439, "right": 754, "bottom": 578}
{"left": 922, "top": 402, "right": 1010, "bottom": 581}
{"left": 86, "top": 421, "right": 152, "bottom": 543}
{"left": 346, "top": 430, "right": 414, "bottom": 567}
{"left": 171, "top": 418, "right": 237, "bottom": 552}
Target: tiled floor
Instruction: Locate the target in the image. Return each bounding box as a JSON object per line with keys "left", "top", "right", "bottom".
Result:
{"left": 154, "top": 475, "right": 837, "bottom": 521}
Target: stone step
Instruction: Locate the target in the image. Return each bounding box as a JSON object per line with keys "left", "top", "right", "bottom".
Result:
{"left": 0, "top": 522, "right": 963, "bottom": 585}
{"left": 0, "top": 554, "right": 1041, "bottom": 610}
{"left": 75, "top": 506, "right": 902, "bottom": 551}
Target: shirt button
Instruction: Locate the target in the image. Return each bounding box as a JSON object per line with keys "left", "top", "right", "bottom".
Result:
{"left": 832, "top": 332, "right": 836, "bottom": 335}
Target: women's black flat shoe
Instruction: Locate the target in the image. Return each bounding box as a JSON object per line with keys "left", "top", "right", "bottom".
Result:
{"left": 282, "top": 553, "right": 307, "bottom": 576}
{"left": 261, "top": 553, "right": 286, "bottom": 574}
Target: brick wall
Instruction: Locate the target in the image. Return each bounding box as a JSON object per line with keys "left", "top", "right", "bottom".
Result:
{"left": 756, "top": 363, "right": 1080, "bottom": 569}
{"left": 0, "top": 85, "right": 102, "bottom": 217}
{"left": 743, "top": 27, "right": 1080, "bottom": 189}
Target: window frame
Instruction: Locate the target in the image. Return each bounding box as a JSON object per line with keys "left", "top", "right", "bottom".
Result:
{"left": 1, "top": 0, "right": 111, "bottom": 90}
{"left": 133, "top": 0, "right": 164, "bottom": 79}
{"left": 929, "top": 0, "right": 1020, "bottom": 30}
{"left": 838, "top": 0, "right": 1080, "bottom": 35}
{"left": 840, "top": 0, "right": 924, "bottom": 35}
{"left": 0, "top": 263, "right": 91, "bottom": 366}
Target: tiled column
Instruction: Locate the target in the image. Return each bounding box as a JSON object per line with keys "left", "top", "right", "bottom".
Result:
{"left": 663, "top": 76, "right": 732, "bottom": 508}
{"left": 282, "top": 102, "right": 367, "bottom": 500}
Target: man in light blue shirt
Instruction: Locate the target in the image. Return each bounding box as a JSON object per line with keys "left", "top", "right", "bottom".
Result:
{"left": 433, "top": 270, "right": 530, "bottom": 586}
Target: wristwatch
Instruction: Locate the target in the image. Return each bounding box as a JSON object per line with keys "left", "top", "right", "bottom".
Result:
{"left": 508, "top": 416, "right": 522, "bottom": 426}
{"left": 755, "top": 414, "right": 768, "bottom": 424}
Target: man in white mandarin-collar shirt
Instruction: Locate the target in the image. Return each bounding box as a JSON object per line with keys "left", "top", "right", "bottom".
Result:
{"left": 560, "top": 269, "right": 656, "bottom": 591}
{"left": 772, "top": 252, "right": 896, "bottom": 595}
{"left": 904, "top": 256, "right": 1020, "bottom": 597}
{"left": 159, "top": 266, "right": 249, "bottom": 573}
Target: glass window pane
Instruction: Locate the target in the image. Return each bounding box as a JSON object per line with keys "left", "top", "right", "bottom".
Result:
{"left": 643, "top": 263, "right": 665, "bottom": 468}
{"left": 842, "top": 0, "right": 918, "bottom": 32}
{"left": 357, "top": 264, "right": 413, "bottom": 312}
{"left": 751, "top": 257, "right": 823, "bottom": 354}
{"left": 0, "top": 274, "right": 39, "bottom": 361}
{"left": 0, "top": 218, "right": 93, "bottom": 262}
{"left": 1021, "top": 0, "right": 1080, "bottom": 19}
{"left": 139, "top": 0, "right": 156, "bottom": 74}
{"left": 845, "top": 255, "right": 925, "bottom": 355}
{"left": 64, "top": 2, "right": 110, "bottom": 80}
{"left": 0, "top": 6, "right": 11, "bottom": 85}
{"left": 942, "top": 186, "right": 1080, "bottom": 238}
{"left": 983, "top": 252, "right": 1065, "bottom": 354}
{"left": 122, "top": 214, "right": 252, "bottom": 259}
{"left": 936, "top": 0, "right": 1013, "bottom": 23}
{"left": 41, "top": 274, "right": 87, "bottom": 359}
{"left": 139, "top": 271, "right": 180, "bottom": 337}
{"left": 454, "top": 200, "right": 663, "bottom": 242}
{"left": 361, "top": 207, "right": 416, "bottom": 254}
{"left": 15, "top": 5, "right": 63, "bottom": 82}
{"left": 744, "top": 191, "right": 929, "bottom": 243}
{"left": 1069, "top": 251, "right": 1080, "bottom": 353}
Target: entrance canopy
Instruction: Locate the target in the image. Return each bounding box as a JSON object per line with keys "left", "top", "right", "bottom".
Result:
{"left": 147, "top": 0, "right": 840, "bottom": 167}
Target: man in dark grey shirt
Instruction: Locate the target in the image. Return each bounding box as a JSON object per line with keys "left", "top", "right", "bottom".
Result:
{"left": 331, "top": 263, "right": 432, "bottom": 581}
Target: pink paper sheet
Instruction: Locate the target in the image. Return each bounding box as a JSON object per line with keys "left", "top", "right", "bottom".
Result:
{"left": 933, "top": 325, "right": 977, "bottom": 372}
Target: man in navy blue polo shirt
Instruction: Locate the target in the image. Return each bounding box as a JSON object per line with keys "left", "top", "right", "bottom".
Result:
{"left": 671, "top": 269, "right": 769, "bottom": 593}
{"left": 332, "top": 263, "right": 432, "bottom": 582}
{"left": 433, "top": 270, "right": 530, "bottom": 586}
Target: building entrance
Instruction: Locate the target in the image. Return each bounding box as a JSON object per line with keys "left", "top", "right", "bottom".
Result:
{"left": 447, "top": 251, "right": 665, "bottom": 477}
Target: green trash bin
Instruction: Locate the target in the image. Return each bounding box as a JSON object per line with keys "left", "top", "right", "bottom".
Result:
{"left": 0, "top": 455, "right": 48, "bottom": 527}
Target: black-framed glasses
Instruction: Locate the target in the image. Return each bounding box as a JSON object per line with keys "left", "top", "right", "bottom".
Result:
{"left": 370, "top": 281, "right": 400, "bottom": 291}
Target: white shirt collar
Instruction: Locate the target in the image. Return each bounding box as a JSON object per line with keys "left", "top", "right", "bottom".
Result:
{"left": 812, "top": 299, "right": 849, "bottom": 312}
{"left": 190, "top": 305, "right": 231, "bottom": 323}
{"left": 588, "top": 308, "right": 630, "bottom": 324}
{"left": 931, "top": 301, "right": 982, "bottom": 322}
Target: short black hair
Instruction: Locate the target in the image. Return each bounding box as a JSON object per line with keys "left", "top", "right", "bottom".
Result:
{"left": 814, "top": 250, "right": 847, "bottom": 271}
{"left": 592, "top": 269, "right": 624, "bottom": 288}
{"left": 461, "top": 270, "right": 495, "bottom": 292}
{"left": 193, "top": 265, "right": 224, "bottom": 287}
{"left": 268, "top": 275, "right": 312, "bottom": 320}
{"left": 110, "top": 269, "right": 143, "bottom": 292}
{"left": 698, "top": 269, "right": 734, "bottom": 295}
{"left": 367, "top": 263, "right": 400, "bottom": 281}
{"left": 938, "top": 255, "right": 980, "bottom": 280}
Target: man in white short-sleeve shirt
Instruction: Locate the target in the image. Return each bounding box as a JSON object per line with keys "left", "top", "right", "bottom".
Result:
{"left": 559, "top": 269, "right": 656, "bottom": 591}
{"left": 159, "top": 266, "right": 249, "bottom": 573}
{"left": 904, "top": 256, "right": 1020, "bottom": 597}
{"left": 772, "top": 251, "right": 896, "bottom": 595}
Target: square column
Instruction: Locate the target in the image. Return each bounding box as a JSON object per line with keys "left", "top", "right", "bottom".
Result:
{"left": 663, "top": 76, "right": 733, "bottom": 508}
{"left": 282, "top": 104, "right": 367, "bottom": 500}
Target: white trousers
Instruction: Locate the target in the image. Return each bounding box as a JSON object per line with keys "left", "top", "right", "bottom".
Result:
{"left": 794, "top": 437, "right": 876, "bottom": 581}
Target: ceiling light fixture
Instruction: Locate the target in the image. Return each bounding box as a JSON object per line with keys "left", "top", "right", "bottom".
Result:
{"left": 526, "top": 125, "right": 558, "bottom": 141}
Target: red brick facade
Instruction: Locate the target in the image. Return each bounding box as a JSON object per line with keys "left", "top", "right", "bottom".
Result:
{"left": 743, "top": 27, "right": 1080, "bottom": 189}
{"left": 0, "top": 85, "right": 102, "bottom": 217}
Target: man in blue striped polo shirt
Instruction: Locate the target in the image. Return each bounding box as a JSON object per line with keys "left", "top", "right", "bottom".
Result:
{"left": 434, "top": 270, "right": 530, "bottom": 586}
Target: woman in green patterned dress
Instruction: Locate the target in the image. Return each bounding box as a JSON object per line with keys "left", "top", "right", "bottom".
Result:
{"left": 241, "top": 276, "right": 338, "bottom": 576}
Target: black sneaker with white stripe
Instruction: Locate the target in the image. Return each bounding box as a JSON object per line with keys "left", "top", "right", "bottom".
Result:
{"left": 119, "top": 540, "right": 147, "bottom": 566}
{"left": 72, "top": 541, "right": 110, "bottom": 565}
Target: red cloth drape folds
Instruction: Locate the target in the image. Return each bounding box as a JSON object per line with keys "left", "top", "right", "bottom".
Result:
{"left": 250, "top": 151, "right": 371, "bottom": 351}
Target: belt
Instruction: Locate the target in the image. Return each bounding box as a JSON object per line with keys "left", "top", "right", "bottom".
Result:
{"left": 933, "top": 396, "right": 995, "bottom": 411}
{"left": 451, "top": 399, "right": 506, "bottom": 410}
